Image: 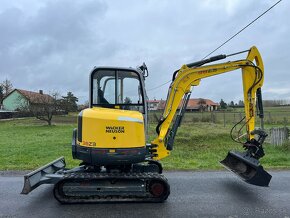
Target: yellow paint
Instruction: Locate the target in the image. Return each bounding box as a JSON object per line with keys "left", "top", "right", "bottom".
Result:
{"left": 151, "top": 138, "right": 170, "bottom": 160}
{"left": 79, "top": 107, "right": 145, "bottom": 149}
{"left": 82, "top": 141, "right": 96, "bottom": 147}
{"left": 151, "top": 46, "right": 264, "bottom": 160}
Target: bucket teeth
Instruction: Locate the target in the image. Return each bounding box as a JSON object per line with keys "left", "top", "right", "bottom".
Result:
{"left": 220, "top": 151, "right": 272, "bottom": 187}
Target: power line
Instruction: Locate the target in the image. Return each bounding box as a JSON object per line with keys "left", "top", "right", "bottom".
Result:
{"left": 147, "top": 0, "right": 282, "bottom": 91}
{"left": 147, "top": 80, "right": 171, "bottom": 92}
{"left": 202, "top": 0, "right": 282, "bottom": 59}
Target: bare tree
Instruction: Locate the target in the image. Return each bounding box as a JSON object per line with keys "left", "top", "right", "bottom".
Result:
{"left": 238, "top": 100, "right": 244, "bottom": 106}
{"left": 0, "top": 86, "right": 4, "bottom": 104}
{"left": 197, "top": 98, "right": 207, "bottom": 112}
{"left": 18, "top": 91, "right": 59, "bottom": 125}
{"left": 1, "top": 79, "right": 13, "bottom": 97}
{"left": 30, "top": 101, "right": 54, "bottom": 125}
{"left": 263, "top": 99, "right": 289, "bottom": 107}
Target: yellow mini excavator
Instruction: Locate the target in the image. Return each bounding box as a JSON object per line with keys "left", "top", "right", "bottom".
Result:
{"left": 21, "top": 46, "right": 272, "bottom": 203}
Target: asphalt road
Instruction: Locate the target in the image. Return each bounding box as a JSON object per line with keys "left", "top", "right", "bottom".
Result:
{"left": 0, "top": 171, "right": 289, "bottom": 218}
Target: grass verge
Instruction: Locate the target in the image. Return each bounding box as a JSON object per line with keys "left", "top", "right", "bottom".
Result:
{"left": 0, "top": 117, "right": 289, "bottom": 170}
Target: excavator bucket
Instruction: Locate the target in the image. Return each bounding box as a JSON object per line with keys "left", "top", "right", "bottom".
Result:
{"left": 21, "top": 157, "right": 66, "bottom": 194}
{"left": 220, "top": 151, "right": 272, "bottom": 187}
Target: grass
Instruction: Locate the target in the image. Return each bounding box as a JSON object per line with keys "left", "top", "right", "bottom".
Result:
{"left": 149, "top": 122, "right": 290, "bottom": 170}
{"left": 0, "top": 114, "right": 289, "bottom": 171}
{"left": 0, "top": 117, "right": 80, "bottom": 170}
{"left": 148, "top": 106, "right": 290, "bottom": 127}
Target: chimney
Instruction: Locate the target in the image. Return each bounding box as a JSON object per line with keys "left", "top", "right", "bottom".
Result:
{"left": 39, "top": 90, "right": 43, "bottom": 95}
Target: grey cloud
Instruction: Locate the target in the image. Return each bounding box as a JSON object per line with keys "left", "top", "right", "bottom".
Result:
{"left": 0, "top": 0, "right": 119, "bottom": 101}
{"left": 0, "top": 0, "right": 289, "bottom": 103}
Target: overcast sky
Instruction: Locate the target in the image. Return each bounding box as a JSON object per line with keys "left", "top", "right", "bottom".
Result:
{"left": 0, "top": 0, "right": 289, "bottom": 104}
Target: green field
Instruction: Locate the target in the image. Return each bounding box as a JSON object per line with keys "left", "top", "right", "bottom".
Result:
{"left": 148, "top": 106, "right": 290, "bottom": 127}
{"left": 0, "top": 113, "right": 289, "bottom": 171}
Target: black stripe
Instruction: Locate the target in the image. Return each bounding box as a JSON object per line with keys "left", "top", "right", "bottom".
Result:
{"left": 77, "top": 111, "right": 83, "bottom": 142}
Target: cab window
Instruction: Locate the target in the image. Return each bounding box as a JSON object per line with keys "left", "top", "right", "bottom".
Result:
{"left": 92, "top": 69, "right": 144, "bottom": 112}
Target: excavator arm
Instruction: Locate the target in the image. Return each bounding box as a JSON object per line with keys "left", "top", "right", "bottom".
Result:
{"left": 151, "top": 46, "right": 264, "bottom": 159}
{"left": 150, "top": 46, "right": 271, "bottom": 186}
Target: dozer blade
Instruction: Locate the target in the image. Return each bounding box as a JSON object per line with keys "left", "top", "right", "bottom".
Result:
{"left": 220, "top": 151, "right": 272, "bottom": 187}
{"left": 21, "top": 157, "right": 66, "bottom": 194}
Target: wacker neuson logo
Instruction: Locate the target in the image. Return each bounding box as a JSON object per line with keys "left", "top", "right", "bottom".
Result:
{"left": 105, "top": 126, "right": 125, "bottom": 133}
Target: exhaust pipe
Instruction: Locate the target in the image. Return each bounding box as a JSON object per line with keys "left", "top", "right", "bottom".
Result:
{"left": 220, "top": 151, "right": 272, "bottom": 187}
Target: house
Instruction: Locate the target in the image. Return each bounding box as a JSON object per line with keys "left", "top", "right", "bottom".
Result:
{"left": 186, "top": 98, "right": 219, "bottom": 111}
{"left": 147, "top": 99, "right": 161, "bottom": 111}
{"left": 2, "top": 89, "right": 54, "bottom": 111}
{"left": 149, "top": 98, "right": 219, "bottom": 112}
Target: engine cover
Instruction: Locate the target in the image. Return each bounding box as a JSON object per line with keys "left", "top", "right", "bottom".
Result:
{"left": 73, "top": 107, "right": 146, "bottom": 165}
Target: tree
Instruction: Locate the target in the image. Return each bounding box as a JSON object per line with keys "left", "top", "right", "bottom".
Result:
{"left": 124, "top": 97, "right": 132, "bottom": 104}
{"left": 84, "top": 100, "right": 89, "bottom": 108}
{"left": 30, "top": 97, "right": 55, "bottom": 126}
{"left": 0, "top": 86, "right": 3, "bottom": 104}
{"left": 18, "top": 91, "right": 58, "bottom": 126}
{"left": 1, "top": 79, "right": 13, "bottom": 97}
{"left": 50, "top": 91, "right": 61, "bottom": 111}
{"left": 263, "top": 99, "right": 288, "bottom": 107}
{"left": 197, "top": 98, "right": 207, "bottom": 112}
{"left": 219, "top": 99, "right": 227, "bottom": 109}
{"left": 60, "top": 92, "right": 78, "bottom": 113}
{"left": 229, "top": 101, "right": 235, "bottom": 107}
{"left": 123, "top": 97, "right": 132, "bottom": 110}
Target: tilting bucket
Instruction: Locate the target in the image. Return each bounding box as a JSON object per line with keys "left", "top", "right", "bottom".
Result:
{"left": 220, "top": 151, "right": 272, "bottom": 187}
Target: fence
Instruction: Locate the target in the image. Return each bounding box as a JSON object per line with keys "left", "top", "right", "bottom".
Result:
{"left": 269, "top": 127, "right": 289, "bottom": 146}
{"left": 148, "top": 110, "right": 290, "bottom": 126}
{"left": 0, "top": 111, "right": 17, "bottom": 119}
{"left": 149, "top": 110, "right": 290, "bottom": 146}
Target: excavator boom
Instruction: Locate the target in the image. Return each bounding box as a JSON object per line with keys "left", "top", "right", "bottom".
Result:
{"left": 151, "top": 46, "right": 271, "bottom": 186}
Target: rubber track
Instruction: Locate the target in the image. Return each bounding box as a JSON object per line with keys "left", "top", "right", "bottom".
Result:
{"left": 53, "top": 172, "right": 170, "bottom": 204}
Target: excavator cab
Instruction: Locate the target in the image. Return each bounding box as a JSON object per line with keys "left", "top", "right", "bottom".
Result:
{"left": 71, "top": 67, "right": 150, "bottom": 166}
{"left": 90, "top": 67, "right": 147, "bottom": 113}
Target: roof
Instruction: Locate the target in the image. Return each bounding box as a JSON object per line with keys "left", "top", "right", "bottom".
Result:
{"left": 7, "top": 89, "right": 54, "bottom": 104}
{"left": 187, "top": 99, "right": 219, "bottom": 109}
{"left": 156, "top": 98, "right": 219, "bottom": 110}
{"left": 147, "top": 100, "right": 161, "bottom": 103}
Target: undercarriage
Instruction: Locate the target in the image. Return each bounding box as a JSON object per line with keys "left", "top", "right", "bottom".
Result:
{"left": 21, "top": 157, "right": 170, "bottom": 204}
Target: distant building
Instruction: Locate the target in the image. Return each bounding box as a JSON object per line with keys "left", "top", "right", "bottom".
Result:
{"left": 148, "top": 98, "right": 219, "bottom": 112}
{"left": 187, "top": 98, "right": 219, "bottom": 111}
{"left": 2, "top": 89, "right": 53, "bottom": 111}
{"left": 147, "top": 99, "right": 161, "bottom": 111}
